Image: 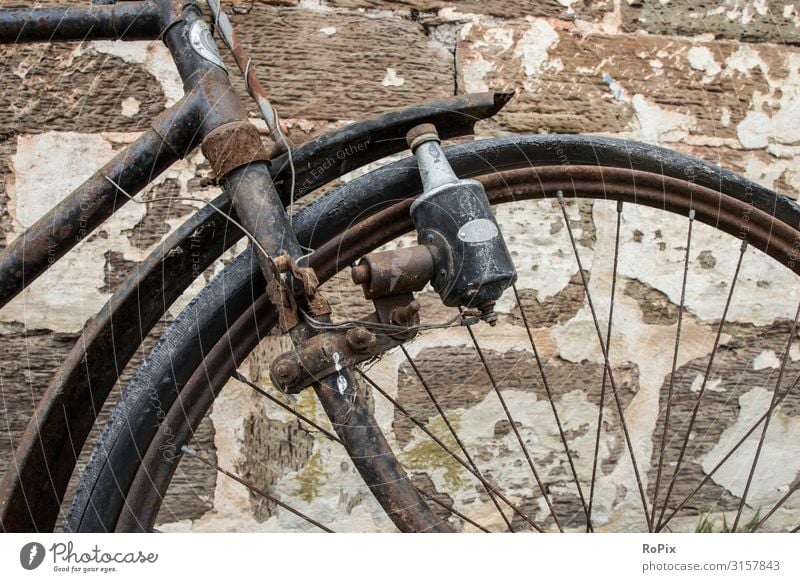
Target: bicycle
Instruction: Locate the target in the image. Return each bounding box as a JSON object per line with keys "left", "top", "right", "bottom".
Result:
{"left": 1, "top": 0, "right": 799, "bottom": 533}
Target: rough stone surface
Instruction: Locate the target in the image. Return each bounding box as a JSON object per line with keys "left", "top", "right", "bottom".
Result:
{"left": 622, "top": 1, "right": 800, "bottom": 44}
{"left": 2, "top": 0, "right": 800, "bottom": 534}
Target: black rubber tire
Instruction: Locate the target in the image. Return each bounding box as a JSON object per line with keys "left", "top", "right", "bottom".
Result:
{"left": 66, "top": 135, "right": 800, "bottom": 532}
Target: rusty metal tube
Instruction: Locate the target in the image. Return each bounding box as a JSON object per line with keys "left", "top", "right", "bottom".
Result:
{"left": 0, "top": 1, "right": 163, "bottom": 43}
{"left": 0, "top": 93, "right": 201, "bottom": 310}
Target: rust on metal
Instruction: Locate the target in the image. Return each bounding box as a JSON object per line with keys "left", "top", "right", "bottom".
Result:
{"left": 406, "top": 123, "right": 440, "bottom": 151}
{"left": 265, "top": 257, "right": 300, "bottom": 332}
{"left": 201, "top": 121, "right": 272, "bottom": 179}
{"left": 269, "top": 313, "right": 406, "bottom": 394}
{"left": 354, "top": 245, "right": 434, "bottom": 300}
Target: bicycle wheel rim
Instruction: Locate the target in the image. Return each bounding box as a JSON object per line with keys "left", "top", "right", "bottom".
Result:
{"left": 112, "top": 163, "right": 800, "bottom": 532}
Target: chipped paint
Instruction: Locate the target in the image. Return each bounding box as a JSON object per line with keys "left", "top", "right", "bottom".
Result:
{"left": 381, "top": 67, "right": 405, "bottom": 87}
{"left": 513, "top": 20, "right": 560, "bottom": 77}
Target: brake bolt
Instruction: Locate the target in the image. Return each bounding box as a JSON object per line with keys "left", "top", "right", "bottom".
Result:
{"left": 272, "top": 360, "right": 301, "bottom": 387}
{"left": 346, "top": 326, "right": 376, "bottom": 352}
{"left": 391, "top": 300, "right": 421, "bottom": 328}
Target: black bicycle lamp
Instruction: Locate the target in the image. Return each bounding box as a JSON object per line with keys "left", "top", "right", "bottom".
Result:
{"left": 407, "top": 124, "right": 517, "bottom": 323}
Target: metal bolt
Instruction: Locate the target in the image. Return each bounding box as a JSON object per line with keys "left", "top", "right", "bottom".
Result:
{"left": 272, "top": 359, "right": 301, "bottom": 387}
{"left": 346, "top": 326, "right": 375, "bottom": 352}
{"left": 351, "top": 263, "right": 371, "bottom": 285}
{"left": 478, "top": 301, "right": 498, "bottom": 327}
{"left": 391, "top": 300, "right": 421, "bottom": 327}
{"left": 406, "top": 123, "right": 440, "bottom": 151}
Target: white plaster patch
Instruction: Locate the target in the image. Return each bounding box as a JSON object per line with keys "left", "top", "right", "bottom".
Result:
{"left": 3, "top": 132, "right": 215, "bottom": 332}
{"left": 492, "top": 199, "right": 593, "bottom": 312}
{"left": 734, "top": 52, "right": 800, "bottom": 150}
{"left": 703, "top": 387, "right": 800, "bottom": 507}
{"left": 120, "top": 96, "right": 141, "bottom": 118}
{"left": 720, "top": 106, "right": 732, "bottom": 127}
{"left": 689, "top": 374, "right": 725, "bottom": 393}
{"left": 687, "top": 46, "right": 722, "bottom": 79}
{"left": 513, "top": 20, "right": 560, "bottom": 77}
{"left": 91, "top": 40, "right": 184, "bottom": 107}
{"left": 738, "top": 99, "right": 800, "bottom": 149}
{"left": 319, "top": 26, "right": 337, "bottom": 36}
{"left": 2, "top": 133, "right": 142, "bottom": 332}
{"left": 725, "top": 45, "right": 763, "bottom": 74}
{"left": 381, "top": 68, "right": 405, "bottom": 87}
{"left": 616, "top": 203, "right": 800, "bottom": 326}
{"left": 753, "top": 350, "right": 781, "bottom": 370}
{"left": 630, "top": 94, "right": 695, "bottom": 144}
{"left": 557, "top": 0, "right": 577, "bottom": 12}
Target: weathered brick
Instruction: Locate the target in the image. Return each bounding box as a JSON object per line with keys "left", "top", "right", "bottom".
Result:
{"left": 622, "top": 0, "right": 800, "bottom": 44}
{"left": 326, "top": 0, "right": 613, "bottom": 20}
{"left": 0, "top": 43, "right": 169, "bottom": 137}
{"left": 224, "top": 5, "right": 454, "bottom": 121}
{"left": 457, "top": 18, "right": 800, "bottom": 150}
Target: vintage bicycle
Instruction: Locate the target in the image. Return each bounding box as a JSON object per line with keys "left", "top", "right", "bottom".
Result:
{"left": 1, "top": 0, "right": 799, "bottom": 533}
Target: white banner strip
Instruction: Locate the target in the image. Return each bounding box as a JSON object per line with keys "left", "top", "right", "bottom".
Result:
{"left": 1, "top": 533, "right": 797, "bottom": 581}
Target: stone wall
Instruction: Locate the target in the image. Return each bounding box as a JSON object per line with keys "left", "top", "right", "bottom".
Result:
{"left": 2, "top": 0, "right": 800, "bottom": 532}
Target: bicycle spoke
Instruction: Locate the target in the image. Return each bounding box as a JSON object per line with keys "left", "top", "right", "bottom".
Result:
{"left": 400, "top": 346, "right": 514, "bottom": 532}
{"left": 357, "top": 369, "right": 546, "bottom": 532}
{"left": 650, "top": 210, "right": 694, "bottom": 527}
{"left": 731, "top": 301, "right": 800, "bottom": 532}
{"left": 512, "top": 282, "right": 593, "bottom": 532}
{"left": 556, "top": 191, "right": 652, "bottom": 531}
{"left": 657, "top": 371, "right": 800, "bottom": 531}
{"left": 180, "top": 445, "right": 335, "bottom": 532}
{"left": 752, "top": 480, "right": 800, "bottom": 532}
{"left": 232, "top": 371, "right": 492, "bottom": 532}
{"left": 655, "top": 240, "right": 747, "bottom": 530}
{"left": 415, "top": 488, "right": 491, "bottom": 533}
{"left": 463, "top": 321, "right": 564, "bottom": 531}
{"left": 232, "top": 371, "right": 339, "bottom": 442}
{"left": 586, "top": 200, "right": 623, "bottom": 531}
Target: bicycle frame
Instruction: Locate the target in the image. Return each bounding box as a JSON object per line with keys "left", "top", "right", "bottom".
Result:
{"left": 0, "top": 0, "right": 511, "bottom": 531}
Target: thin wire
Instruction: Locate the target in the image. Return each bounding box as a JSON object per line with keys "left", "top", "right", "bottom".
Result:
{"left": 106, "top": 175, "right": 472, "bottom": 338}
{"left": 205, "top": 0, "right": 297, "bottom": 221}
{"left": 300, "top": 309, "right": 475, "bottom": 335}
{"left": 180, "top": 445, "right": 334, "bottom": 532}
{"left": 102, "top": 174, "right": 277, "bottom": 264}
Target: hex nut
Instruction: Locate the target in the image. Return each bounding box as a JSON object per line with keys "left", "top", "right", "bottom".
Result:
{"left": 406, "top": 123, "right": 440, "bottom": 151}
{"left": 346, "top": 326, "right": 376, "bottom": 352}
{"left": 272, "top": 359, "right": 301, "bottom": 387}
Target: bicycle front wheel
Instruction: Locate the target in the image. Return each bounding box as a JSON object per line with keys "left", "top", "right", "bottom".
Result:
{"left": 68, "top": 135, "right": 800, "bottom": 533}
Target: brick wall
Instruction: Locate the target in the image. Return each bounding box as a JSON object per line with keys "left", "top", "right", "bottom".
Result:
{"left": 2, "top": 0, "right": 800, "bottom": 532}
